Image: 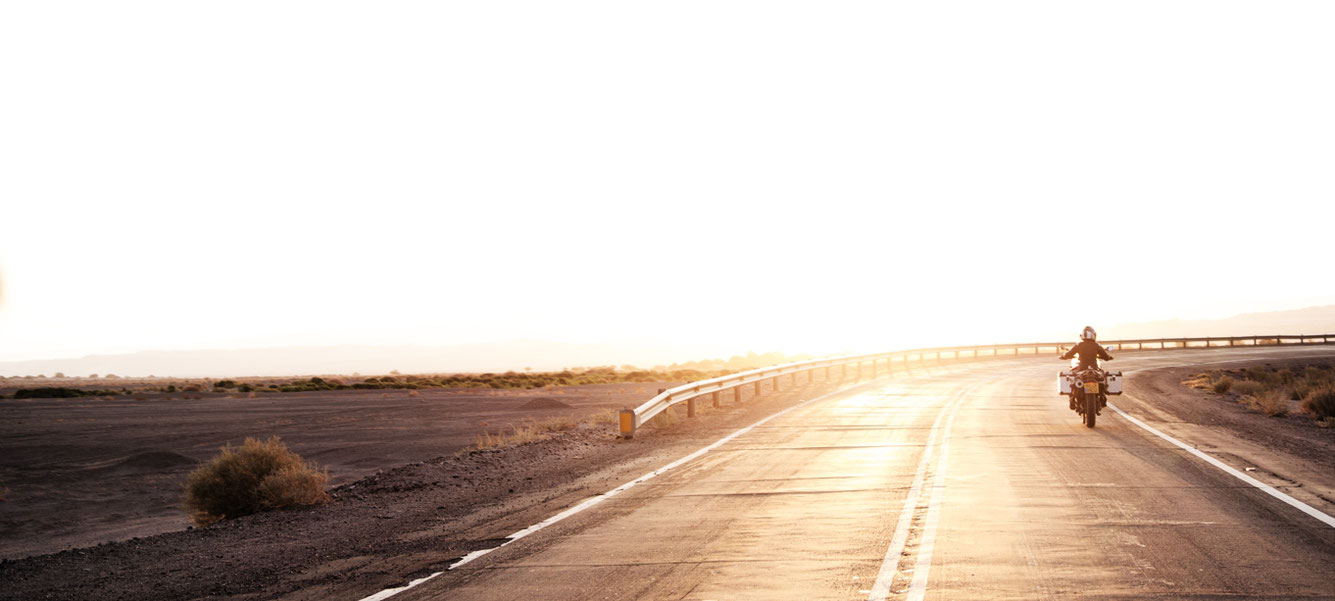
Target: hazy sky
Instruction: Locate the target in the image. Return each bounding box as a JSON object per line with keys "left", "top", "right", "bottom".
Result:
{"left": 2, "top": 1, "right": 1333, "bottom": 362}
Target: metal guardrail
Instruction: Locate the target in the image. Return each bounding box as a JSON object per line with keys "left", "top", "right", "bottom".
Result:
{"left": 617, "top": 334, "right": 1335, "bottom": 438}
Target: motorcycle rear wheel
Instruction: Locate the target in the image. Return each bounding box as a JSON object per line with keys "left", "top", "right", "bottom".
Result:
{"left": 1084, "top": 394, "right": 1097, "bottom": 428}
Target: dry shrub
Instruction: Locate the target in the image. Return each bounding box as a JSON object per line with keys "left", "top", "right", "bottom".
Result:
{"left": 1242, "top": 367, "right": 1277, "bottom": 385}
{"left": 1301, "top": 387, "right": 1335, "bottom": 421}
{"left": 183, "top": 436, "right": 329, "bottom": 527}
{"left": 1211, "top": 377, "right": 1234, "bottom": 394}
{"left": 1318, "top": 417, "right": 1335, "bottom": 429}
{"left": 472, "top": 416, "right": 579, "bottom": 449}
{"left": 1183, "top": 373, "right": 1214, "bottom": 390}
{"left": 406, "top": 390, "right": 420, "bottom": 398}
{"left": 474, "top": 422, "right": 539, "bottom": 449}
{"left": 535, "top": 415, "right": 576, "bottom": 433}
{"left": 645, "top": 405, "right": 680, "bottom": 429}
{"left": 474, "top": 431, "right": 503, "bottom": 449}
{"left": 1231, "top": 380, "right": 1266, "bottom": 397}
{"left": 589, "top": 408, "right": 619, "bottom": 425}
{"left": 1243, "top": 390, "right": 1289, "bottom": 417}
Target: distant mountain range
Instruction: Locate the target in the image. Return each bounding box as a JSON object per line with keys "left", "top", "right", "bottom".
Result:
{"left": 5, "top": 306, "right": 1335, "bottom": 379}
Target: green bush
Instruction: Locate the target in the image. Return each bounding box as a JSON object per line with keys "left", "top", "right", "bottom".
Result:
{"left": 183, "top": 436, "right": 328, "bottom": 527}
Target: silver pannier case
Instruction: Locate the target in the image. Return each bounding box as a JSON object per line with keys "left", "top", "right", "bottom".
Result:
{"left": 1058, "top": 370, "right": 1122, "bottom": 395}
{"left": 1106, "top": 372, "right": 1123, "bottom": 395}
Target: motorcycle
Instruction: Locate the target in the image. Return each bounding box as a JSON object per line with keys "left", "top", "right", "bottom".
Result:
{"left": 1059, "top": 357, "right": 1122, "bottom": 428}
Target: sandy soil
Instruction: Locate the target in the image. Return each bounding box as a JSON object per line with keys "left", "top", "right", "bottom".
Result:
{"left": 0, "top": 372, "right": 852, "bottom": 601}
{"left": 0, "top": 383, "right": 669, "bottom": 559}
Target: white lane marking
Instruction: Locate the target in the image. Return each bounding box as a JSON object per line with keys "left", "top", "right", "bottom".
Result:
{"left": 905, "top": 387, "right": 969, "bottom": 601}
{"left": 1109, "top": 404, "right": 1335, "bottom": 529}
{"left": 866, "top": 386, "right": 973, "bottom": 601}
{"left": 355, "top": 381, "right": 885, "bottom": 601}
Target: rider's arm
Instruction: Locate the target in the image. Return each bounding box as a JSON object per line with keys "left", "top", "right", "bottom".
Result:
{"left": 1060, "top": 346, "right": 1076, "bottom": 360}
{"left": 1098, "top": 344, "right": 1113, "bottom": 360}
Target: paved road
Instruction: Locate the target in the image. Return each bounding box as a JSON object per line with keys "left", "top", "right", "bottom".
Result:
{"left": 391, "top": 348, "right": 1335, "bottom": 600}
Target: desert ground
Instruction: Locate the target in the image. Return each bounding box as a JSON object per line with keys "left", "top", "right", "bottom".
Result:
{"left": 0, "top": 381, "right": 671, "bottom": 559}
{"left": 0, "top": 353, "right": 1332, "bottom": 601}
{"left": 0, "top": 368, "right": 850, "bottom": 601}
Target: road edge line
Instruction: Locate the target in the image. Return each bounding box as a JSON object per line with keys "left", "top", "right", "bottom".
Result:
{"left": 1108, "top": 404, "right": 1335, "bottom": 529}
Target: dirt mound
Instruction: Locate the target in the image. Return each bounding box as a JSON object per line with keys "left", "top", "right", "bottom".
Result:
{"left": 116, "top": 451, "right": 196, "bottom": 471}
{"left": 518, "top": 397, "right": 572, "bottom": 410}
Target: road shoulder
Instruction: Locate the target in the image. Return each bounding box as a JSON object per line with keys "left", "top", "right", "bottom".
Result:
{"left": 1118, "top": 360, "right": 1335, "bottom": 522}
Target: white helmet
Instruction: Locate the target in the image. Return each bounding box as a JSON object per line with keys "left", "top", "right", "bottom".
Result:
{"left": 1081, "top": 326, "right": 1097, "bottom": 341}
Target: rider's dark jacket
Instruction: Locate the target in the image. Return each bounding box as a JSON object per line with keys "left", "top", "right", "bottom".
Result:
{"left": 1061, "top": 339, "right": 1112, "bottom": 370}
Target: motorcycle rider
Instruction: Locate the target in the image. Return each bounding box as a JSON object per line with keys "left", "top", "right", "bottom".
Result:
{"left": 1061, "top": 327, "right": 1113, "bottom": 410}
{"left": 1062, "top": 326, "right": 1112, "bottom": 370}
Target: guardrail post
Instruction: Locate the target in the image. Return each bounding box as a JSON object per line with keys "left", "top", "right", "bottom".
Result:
{"left": 871, "top": 360, "right": 878, "bottom": 378}
{"left": 807, "top": 370, "right": 813, "bottom": 383}
{"left": 687, "top": 398, "right": 696, "bottom": 418}
{"left": 1229, "top": 338, "right": 1235, "bottom": 346}
{"left": 712, "top": 391, "right": 720, "bottom": 408}
{"left": 754, "top": 381, "right": 761, "bottom": 396}
{"left": 773, "top": 376, "right": 780, "bottom": 392}
{"left": 734, "top": 387, "right": 742, "bottom": 403}
{"left": 841, "top": 364, "right": 847, "bottom": 379}
{"left": 791, "top": 372, "right": 797, "bottom": 386}
{"left": 619, "top": 410, "right": 636, "bottom": 439}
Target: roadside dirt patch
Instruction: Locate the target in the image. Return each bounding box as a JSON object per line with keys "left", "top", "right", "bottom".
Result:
{"left": 0, "top": 382, "right": 666, "bottom": 559}
{"left": 115, "top": 451, "right": 196, "bottom": 471}
{"left": 1118, "top": 356, "right": 1335, "bottom": 521}
{"left": 1122, "top": 360, "right": 1335, "bottom": 468}
{"left": 517, "top": 397, "right": 572, "bottom": 410}
{"left": 0, "top": 374, "right": 859, "bottom": 601}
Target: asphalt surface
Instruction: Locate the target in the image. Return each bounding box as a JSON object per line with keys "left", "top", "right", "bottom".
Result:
{"left": 384, "top": 348, "right": 1335, "bottom": 601}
